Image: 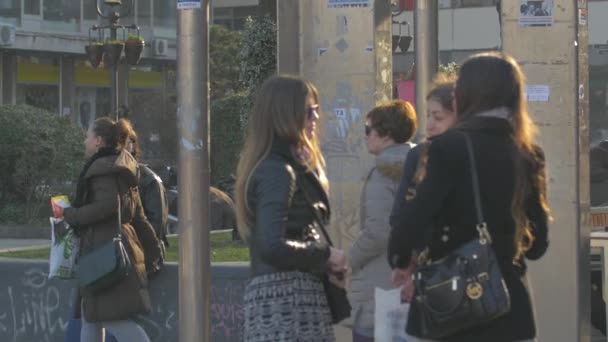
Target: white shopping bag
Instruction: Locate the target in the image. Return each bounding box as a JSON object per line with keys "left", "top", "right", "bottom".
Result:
{"left": 375, "top": 287, "right": 409, "bottom": 342}
{"left": 48, "top": 217, "right": 79, "bottom": 279}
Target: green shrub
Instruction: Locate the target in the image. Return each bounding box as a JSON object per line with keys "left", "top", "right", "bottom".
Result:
{"left": 210, "top": 93, "right": 248, "bottom": 185}
{"left": 239, "top": 16, "right": 277, "bottom": 97}
{"left": 438, "top": 62, "right": 459, "bottom": 77}
{"left": 210, "top": 25, "right": 244, "bottom": 100}
{"left": 0, "top": 105, "right": 83, "bottom": 223}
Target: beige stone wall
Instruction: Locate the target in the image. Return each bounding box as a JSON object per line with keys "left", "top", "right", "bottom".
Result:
{"left": 501, "top": 1, "right": 591, "bottom": 341}
{"left": 288, "top": 0, "right": 393, "bottom": 251}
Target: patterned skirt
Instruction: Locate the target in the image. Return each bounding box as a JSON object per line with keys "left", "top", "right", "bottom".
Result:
{"left": 243, "top": 271, "right": 335, "bottom": 342}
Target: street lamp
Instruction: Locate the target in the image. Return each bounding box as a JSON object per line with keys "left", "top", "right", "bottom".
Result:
{"left": 83, "top": 0, "right": 144, "bottom": 119}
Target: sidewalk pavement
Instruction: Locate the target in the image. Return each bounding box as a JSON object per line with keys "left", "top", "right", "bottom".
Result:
{"left": 0, "top": 238, "right": 49, "bottom": 253}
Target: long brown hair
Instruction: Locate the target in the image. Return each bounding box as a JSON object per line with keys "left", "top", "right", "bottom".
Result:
{"left": 235, "top": 75, "right": 327, "bottom": 239}
{"left": 455, "top": 52, "right": 551, "bottom": 261}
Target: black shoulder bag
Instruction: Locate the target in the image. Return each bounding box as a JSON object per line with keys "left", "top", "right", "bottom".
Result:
{"left": 77, "top": 189, "right": 132, "bottom": 294}
{"left": 300, "top": 181, "right": 352, "bottom": 324}
{"left": 412, "top": 133, "right": 511, "bottom": 339}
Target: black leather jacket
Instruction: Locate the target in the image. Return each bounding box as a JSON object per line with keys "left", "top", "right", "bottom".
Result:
{"left": 246, "top": 138, "right": 331, "bottom": 276}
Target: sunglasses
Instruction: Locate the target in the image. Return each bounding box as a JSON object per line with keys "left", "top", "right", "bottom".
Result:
{"left": 307, "top": 105, "right": 320, "bottom": 120}
{"left": 365, "top": 125, "right": 372, "bottom": 136}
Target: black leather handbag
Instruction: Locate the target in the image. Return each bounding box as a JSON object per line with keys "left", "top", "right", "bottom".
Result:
{"left": 77, "top": 194, "right": 131, "bottom": 294}
{"left": 301, "top": 181, "right": 352, "bottom": 324}
{"left": 412, "top": 133, "right": 511, "bottom": 339}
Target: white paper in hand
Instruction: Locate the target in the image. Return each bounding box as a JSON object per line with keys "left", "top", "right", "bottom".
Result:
{"left": 375, "top": 287, "right": 409, "bottom": 341}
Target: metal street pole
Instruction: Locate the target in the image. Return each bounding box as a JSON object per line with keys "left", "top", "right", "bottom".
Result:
{"left": 95, "top": 0, "right": 126, "bottom": 119}
{"left": 177, "top": 0, "right": 211, "bottom": 341}
{"left": 414, "top": 0, "right": 438, "bottom": 141}
{"left": 110, "top": 26, "right": 119, "bottom": 119}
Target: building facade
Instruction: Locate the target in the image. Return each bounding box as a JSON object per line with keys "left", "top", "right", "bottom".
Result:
{"left": 0, "top": 0, "right": 260, "bottom": 165}
{"left": 391, "top": 0, "right": 608, "bottom": 144}
{"left": 2, "top": 0, "right": 608, "bottom": 161}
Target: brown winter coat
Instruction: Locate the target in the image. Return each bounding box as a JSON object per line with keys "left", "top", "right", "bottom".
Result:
{"left": 64, "top": 150, "right": 152, "bottom": 322}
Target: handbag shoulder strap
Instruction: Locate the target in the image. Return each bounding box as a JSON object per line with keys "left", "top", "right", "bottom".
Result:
{"left": 462, "top": 132, "right": 492, "bottom": 243}
{"left": 115, "top": 177, "right": 123, "bottom": 239}
{"left": 462, "top": 133, "right": 484, "bottom": 225}
{"left": 298, "top": 176, "right": 334, "bottom": 248}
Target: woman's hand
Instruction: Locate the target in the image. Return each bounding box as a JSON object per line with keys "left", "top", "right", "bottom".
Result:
{"left": 401, "top": 277, "right": 415, "bottom": 303}
{"left": 328, "top": 247, "right": 350, "bottom": 289}
{"left": 328, "top": 272, "right": 347, "bottom": 288}
{"left": 328, "top": 247, "right": 347, "bottom": 273}
{"left": 392, "top": 268, "right": 410, "bottom": 287}
{"left": 392, "top": 255, "right": 418, "bottom": 303}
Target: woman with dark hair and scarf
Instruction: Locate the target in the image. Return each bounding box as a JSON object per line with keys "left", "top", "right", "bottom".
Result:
{"left": 60, "top": 117, "right": 152, "bottom": 342}
{"left": 388, "top": 52, "right": 550, "bottom": 342}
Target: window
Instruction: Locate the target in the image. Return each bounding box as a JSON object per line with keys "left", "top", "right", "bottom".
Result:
{"left": 0, "top": 0, "right": 20, "bottom": 25}
{"left": 43, "top": 0, "right": 80, "bottom": 32}
{"left": 138, "top": 0, "right": 151, "bottom": 27}
{"left": 24, "top": 0, "right": 40, "bottom": 15}
{"left": 153, "top": 0, "right": 176, "bottom": 28}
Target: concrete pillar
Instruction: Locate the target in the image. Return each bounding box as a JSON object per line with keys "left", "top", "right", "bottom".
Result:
{"left": 277, "top": 0, "right": 300, "bottom": 74}
{"left": 278, "top": 0, "right": 393, "bottom": 250}
{"left": 1, "top": 51, "right": 16, "bottom": 105}
{"left": 501, "top": 1, "right": 591, "bottom": 341}
{"left": 60, "top": 56, "right": 75, "bottom": 119}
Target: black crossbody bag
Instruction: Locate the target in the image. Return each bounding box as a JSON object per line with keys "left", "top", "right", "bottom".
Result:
{"left": 300, "top": 181, "right": 352, "bottom": 324}
{"left": 412, "top": 133, "right": 511, "bottom": 339}
{"left": 77, "top": 190, "right": 131, "bottom": 294}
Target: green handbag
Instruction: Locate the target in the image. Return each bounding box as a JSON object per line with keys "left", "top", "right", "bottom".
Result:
{"left": 77, "top": 194, "right": 131, "bottom": 294}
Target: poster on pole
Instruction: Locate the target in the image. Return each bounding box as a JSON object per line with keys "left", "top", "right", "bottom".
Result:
{"left": 519, "top": 0, "right": 553, "bottom": 27}
{"left": 327, "top": 0, "right": 370, "bottom": 9}
{"left": 177, "top": 0, "right": 201, "bottom": 10}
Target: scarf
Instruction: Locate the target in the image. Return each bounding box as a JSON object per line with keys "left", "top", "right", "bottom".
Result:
{"left": 475, "top": 106, "right": 513, "bottom": 121}
{"left": 73, "top": 147, "right": 118, "bottom": 208}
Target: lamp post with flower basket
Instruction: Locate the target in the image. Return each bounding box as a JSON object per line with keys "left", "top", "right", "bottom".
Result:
{"left": 84, "top": 0, "right": 146, "bottom": 119}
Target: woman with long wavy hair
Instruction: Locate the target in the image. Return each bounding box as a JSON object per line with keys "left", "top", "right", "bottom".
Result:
{"left": 235, "top": 75, "right": 348, "bottom": 342}
{"left": 388, "top": 52, "right": 550, "bottom": 342}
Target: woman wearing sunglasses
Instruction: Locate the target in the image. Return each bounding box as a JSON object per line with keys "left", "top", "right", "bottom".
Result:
{"left": 349, "top": 100, "right": 418, "bottom": 341}
{"left": 235, "top": 75, "right": 348, "bottom": 342}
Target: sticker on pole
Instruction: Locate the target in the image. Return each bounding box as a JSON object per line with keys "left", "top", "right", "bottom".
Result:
{"left": 328, "top": 0, "right": 370, "bottom": 9}
{"left": 178, "top": 0, "right": 201, "bottom": 10}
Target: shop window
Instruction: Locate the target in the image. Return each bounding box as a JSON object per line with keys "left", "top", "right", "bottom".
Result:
{"left": 17, "top": 85, "right": 59, "bottom": 113}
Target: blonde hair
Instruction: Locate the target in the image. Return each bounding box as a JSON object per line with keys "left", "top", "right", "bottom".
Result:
{"left": 235, "top": 75, "right": 328, "bottom": 239}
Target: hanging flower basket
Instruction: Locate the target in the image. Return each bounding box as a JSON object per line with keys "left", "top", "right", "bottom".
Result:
{"left": 392, "top": 35, "right": 401, "bottom": 53}
{"left": 392, "top": 35, "right": 413, "bottom": 54}
{"left": 85, "top": 44, "right": 104, "bottom": 68}
{"left": 103, "top": 41, "right": 124, "bottom": 67}
{"left": 399, "top": 35, "right": 413, "bottom": 53}
{"left": 124, "top": 35, "right": 145, "bottom": 65}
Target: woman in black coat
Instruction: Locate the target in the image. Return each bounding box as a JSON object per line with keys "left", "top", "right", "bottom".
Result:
{"left": 388, "top": 52, "right": 550, "bottom": 342}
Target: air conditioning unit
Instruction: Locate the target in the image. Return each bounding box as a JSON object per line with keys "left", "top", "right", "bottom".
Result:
{"left": 153, "top": 39, "right": 168, "bottom": 56}
{"left": 0, "top": 23, "right": 16, "bottom": 46}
